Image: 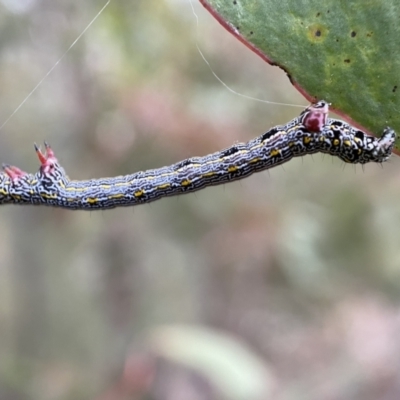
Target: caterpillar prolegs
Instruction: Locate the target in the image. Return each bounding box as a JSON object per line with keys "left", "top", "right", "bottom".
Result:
{"left": 0, "top": 101, "right": 396, "bottom": 210}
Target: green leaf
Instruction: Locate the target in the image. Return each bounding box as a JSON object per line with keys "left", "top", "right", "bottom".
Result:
{"left": 199, "top": 0, "right": 400, "bottom": 150}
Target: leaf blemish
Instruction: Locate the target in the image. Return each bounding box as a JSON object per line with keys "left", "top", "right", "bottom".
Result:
{"left": 344, "top": 59, "right": 351, "bottom": 63}
{"left": 393, "top": 85, "right": 397, "bottom": 93}
{"left": 308, "top": 25, "right": 326, "bottom": 41}
{"left": 351, "top": 31, "right": 356, "bottom": 37}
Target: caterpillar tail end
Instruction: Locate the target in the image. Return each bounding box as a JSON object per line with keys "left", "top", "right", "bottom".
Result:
{"left": 35, "top": 142, "right": 47, "bottom": 164}
{"left": 35, "top": 141, "right": 58, "bottom": 174}
{"left": 2, "top": 163, "right": 27, "bottom": 182}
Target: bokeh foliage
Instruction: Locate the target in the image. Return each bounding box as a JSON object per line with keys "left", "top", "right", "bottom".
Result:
{"left": 0, "top": 1, "right": 400, "bottom": 399}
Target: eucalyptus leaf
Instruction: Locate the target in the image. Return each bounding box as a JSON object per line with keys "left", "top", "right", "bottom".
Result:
{"left": 200, "top": 0, "right": 400, "bottom": 151}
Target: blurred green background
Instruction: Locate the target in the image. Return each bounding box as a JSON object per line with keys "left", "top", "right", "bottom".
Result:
{"left": 1, "top": 1, "right": 400, "bottom": 399}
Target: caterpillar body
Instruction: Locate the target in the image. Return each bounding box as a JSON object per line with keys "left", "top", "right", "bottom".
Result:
{"left": 0, "top": 101, "right": 396, "bottom": 210}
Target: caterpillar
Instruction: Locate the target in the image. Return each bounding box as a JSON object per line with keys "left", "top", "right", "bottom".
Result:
{"left": 0, "top": 101, "right": 396, "bottom": 210}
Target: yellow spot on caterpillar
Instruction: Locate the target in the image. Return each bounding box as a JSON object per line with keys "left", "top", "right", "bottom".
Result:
{"left": 270, "top": 149, "right": 281, "bottom": 157}
{"left": 0, "top": 189, "right": 7, "bottom": 195}
{"left": 108, "top": 194, "right": 124, "bottom": 199}
{"left": 250, "top": 143, "right": 262, "bottom": 151}
{"left": 66, "top": 186, "right": 86, "bottom": 192}
{"left": 228, "top": 166, "right": 238, "bottom": 172}
{"left": 333, "top": 139, "right": 340, "bottom": 146}
{"left": 288, "top": 141, "right": 295, "bottom": 147}
{"left": 249, "top": 158, "right": 261, "bottom": 163}
{"left": 157, "top": 183, "right": 171, "bottom": 190}
{"left": 343, "top": 140, "right": 351, "bottom": 147}
{"left": 319, "top": 135, "right": 326, "bottom": 142}
{"left": 202, "top": 172, "right": 216, "bottom": 178}
{"left": 12, "top": 194, "right": 21, "bottom": 200}
{"left": 303, "top": 136, "right": 312, "bottom": 144}
{"left": 354, "top": 137, "right": 362, "bottom": 145}
{"left": 100, "top": 184, "right": 112, "bottom": 189}
{"left": 41, "top": 193, "right": 57, "bottom": 199}
{"left": 181, "top": 179, "right": 191, "bottom": 186}
{"left": 211, "top": 158, "right": 223, "bottom": 164}
{"left": 134, "top": 189, "right": 145, "bottom": 197}
{"left": 87, "top": 198, "right": 99, "bottom": 204}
